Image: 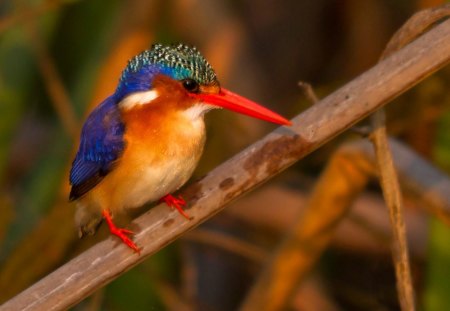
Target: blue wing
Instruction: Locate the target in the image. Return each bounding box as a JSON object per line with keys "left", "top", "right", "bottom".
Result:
{"left": 69, "top": 95, "right": 125, "bottom": 201}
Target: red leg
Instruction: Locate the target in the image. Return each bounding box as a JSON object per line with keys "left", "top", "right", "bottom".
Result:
{"left": 159, "top": 194, "right": 191, "bottom": 220}
{"left": 102, "top": 210, "right": 140, "bottom": 253}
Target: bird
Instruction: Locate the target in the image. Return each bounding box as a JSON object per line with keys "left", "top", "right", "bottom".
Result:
{"left": 69, "top": 43, "right": 291, "bottom": 253}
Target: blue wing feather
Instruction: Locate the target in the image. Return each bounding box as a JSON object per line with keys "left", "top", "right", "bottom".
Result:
{"left": 69, "top": 95, "right": 125, "bottom": 200}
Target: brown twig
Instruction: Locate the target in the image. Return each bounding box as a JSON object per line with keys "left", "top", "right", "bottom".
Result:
{"left": 240, "top": 7, "right": 450, "bottom": 308}
{"left": 344, "top": 138, "right": 450, "bottom": 240}
{"left": 368, "top": 5, "right": 450, "bottom": 310}
{"left": 369, "top": 110, "right": 415, "bottom": 311}
{"left": 226, "top": 141, "right": 431, "bottom": 259}
{"left": 239, "top": 140, "right": 373, "bottom": 311}
{"left": 2, "top": 17, "right": 450, "bottom": 311}
{"left": 238, "top": 135, "right": 442, "bottom": 310}
{"left": 187, "top": 136, "right": 450, "bottom": 309}
{"left": 381, "top": 4, "right": 450, "bottom": 60}
{"left": 298, "top": 81, "right": 319, "bottom": 104}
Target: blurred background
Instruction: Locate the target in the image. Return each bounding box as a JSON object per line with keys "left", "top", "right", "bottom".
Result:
{"left": 1, "top": 0, "right": 450, "bottom": 310}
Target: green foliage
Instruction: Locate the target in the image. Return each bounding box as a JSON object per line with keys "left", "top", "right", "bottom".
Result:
{"left": 0, "top": 29, "right": 34, "bottom": 181}
{"left": 105, "top": 267, "right": 165, "bottom": 311}
{"left": 425, "top": 106, "right": 450, "bottom": 310}
{"left": 424, "top": 219, "right": 450, "bottom": 311}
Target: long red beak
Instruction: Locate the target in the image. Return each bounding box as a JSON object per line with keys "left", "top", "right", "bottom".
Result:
{"left": 192, "top": 88, "right": 291, "bottom": 126}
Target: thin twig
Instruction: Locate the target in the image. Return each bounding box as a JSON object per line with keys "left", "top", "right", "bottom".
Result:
{"left": 368, "top": 5, "right": 450, "bottom": 310}
{"left": 240, "top": 6, "right": 450, "bottom": 310}
{"left": 239, "top": 142, "right": 373, "bottom": 311}
{"left": 227, "top": 141, "right": 434, "bottom": 258}
{"left": 298, "top": 81, "right": 319, "bottom": 104}
{"left": 343, "top": 140, "right": 450, "bottom": 226}
{"left": 369, "top": 111, "right": 415, "bottom": 311}
{"left": 2, "top": 17, "right": 450, "bottom": 311}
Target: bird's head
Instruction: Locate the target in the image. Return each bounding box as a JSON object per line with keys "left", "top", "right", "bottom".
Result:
{"left": 114, "top": 43, "right": 290, "bottom": 125}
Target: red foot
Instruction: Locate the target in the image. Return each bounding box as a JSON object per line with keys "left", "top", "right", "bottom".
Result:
{"left": 102, "top": 210, "right": 140, "bottom": 253}
{"left": 159, "top": 194, "right": 191, "bottom": 220}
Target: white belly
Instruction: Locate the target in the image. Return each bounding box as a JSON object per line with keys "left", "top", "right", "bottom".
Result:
{"left": 115, "top": 113, "right": 207, "bottom": 211}
{"left": 121, "top": 152, "right": 201, "bottom": 209}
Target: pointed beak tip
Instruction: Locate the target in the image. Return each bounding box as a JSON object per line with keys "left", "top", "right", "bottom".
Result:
{"left": 272, "top": 118, "right": 292, "bottom": 126}
{"left": 196, "top": 88, "right": 292, "bottom": 126}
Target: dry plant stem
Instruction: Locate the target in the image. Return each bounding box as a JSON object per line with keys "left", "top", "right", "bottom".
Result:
{"left": 298, "top": 81, "right": 319, "bottom": 103}
{"left": 366, "top": 5, "right": 450, "bottom": 310}
{"left": 381, "top": 4, "right": 450, "bottom": 60}
{"left": 241, "top": 6, "right": 450, "bottom": 308}
{"left": 369, "top": 110, "right": 415, "bottom": 311}
{"left": 185, "top": 137, "right": 448, "bottom": 270}
{"left": 384, "top": 141, "right": 450, "bottom": 225}
{"left": 228, "top": 141, "right": 434, "bottom": 259}
{"left": 239, "top": 146, "right": 373, "bottom": 311}
{"left": 2, "top": 18, "right": 450, "bottom": 311}
{"left": 235, "top": 6, "right": 450, "bottom": 310}
{"left": 342, "top": 138, "right": 450, "bottom": 234}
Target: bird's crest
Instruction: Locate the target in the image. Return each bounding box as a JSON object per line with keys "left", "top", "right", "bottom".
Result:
{"left": 117, "top": 43, "right": 218, "bottom": 96}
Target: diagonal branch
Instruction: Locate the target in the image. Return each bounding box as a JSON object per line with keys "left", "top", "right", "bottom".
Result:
{"left": 2, "top": 17, "right": 450, "bottom": 311}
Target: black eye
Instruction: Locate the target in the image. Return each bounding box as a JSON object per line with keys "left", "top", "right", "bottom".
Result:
{"left": 182, "top": 79, "right": 199, "bottom": 93}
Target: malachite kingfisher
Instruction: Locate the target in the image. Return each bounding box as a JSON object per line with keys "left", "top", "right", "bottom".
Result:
{"left": 69, "top": 43, "right": 291, "bottom": 253}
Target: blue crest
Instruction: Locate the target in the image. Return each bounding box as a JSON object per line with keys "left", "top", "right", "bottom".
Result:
{"left": 115, "top": 43, "right": 217, "bottom": 98}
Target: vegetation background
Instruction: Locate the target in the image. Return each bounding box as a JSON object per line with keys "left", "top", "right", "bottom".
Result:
{"left": 1, "top": 0, "right": 450, "bottom": 310}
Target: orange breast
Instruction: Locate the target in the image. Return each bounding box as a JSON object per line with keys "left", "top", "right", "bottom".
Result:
{"left": 82, "top": 97, "right": 206, "bottom": 214}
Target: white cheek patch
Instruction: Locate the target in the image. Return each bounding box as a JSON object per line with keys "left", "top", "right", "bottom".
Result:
{"left": 119, "top": 90, "right": 159, "bottom": 109}
{"left": 182, "top": 103, "right": 217, "bottom": 121}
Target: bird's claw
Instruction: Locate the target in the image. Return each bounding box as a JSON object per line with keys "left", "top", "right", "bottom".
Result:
{"left": 114, "top": 227, "right": 134, "bottom": 235}
{"left": 109, "top": 227, "right": 140, "bottom": 253}
{"left": 102, "top": 210, "right": 140, "bottom": 253}
{"left": 160, "top": 194, "right": 191, "bottom": 220}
